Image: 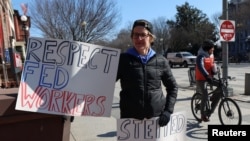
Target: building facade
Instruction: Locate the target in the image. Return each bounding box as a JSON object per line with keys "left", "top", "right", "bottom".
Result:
{"left": 228, "top": 0, "right": 250, "bottom": 62}
{"left": 0, "top": 0, "right": 30, "bottom": 88}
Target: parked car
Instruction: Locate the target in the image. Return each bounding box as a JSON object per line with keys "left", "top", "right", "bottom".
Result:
{"left": 165, "top": 52, "right": 196, "bottom": 68}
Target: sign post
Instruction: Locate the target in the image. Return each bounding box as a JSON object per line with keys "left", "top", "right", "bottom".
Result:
{"left": 221, "top": 0, "right": 229, "bottom": 97}
{"left": 220, "top": 20, "right": 235, "bottom": 42}
{"left": 220, "top": 19, "right": 235, "bottom": 97}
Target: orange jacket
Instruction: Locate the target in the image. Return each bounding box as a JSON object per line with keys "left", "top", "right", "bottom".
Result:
{"left": 195, "top": 56, "right": 214, "bottom": 80}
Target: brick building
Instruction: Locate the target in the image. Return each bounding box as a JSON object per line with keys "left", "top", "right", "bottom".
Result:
{"left": 0, "top": 0, "right": 30, "bottom": 88}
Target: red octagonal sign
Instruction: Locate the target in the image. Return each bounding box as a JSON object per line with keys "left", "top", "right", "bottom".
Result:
{"left": 220, "top": 20, "right": 235, "bottom": 42}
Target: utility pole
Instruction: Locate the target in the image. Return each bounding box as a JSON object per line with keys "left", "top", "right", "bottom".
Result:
{"left": 222, "top": 0, "right": 231, "bottom": 97}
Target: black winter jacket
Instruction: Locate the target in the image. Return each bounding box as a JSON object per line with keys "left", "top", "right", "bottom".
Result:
{"left": 116, "top": 53, "right": 178, "bottom": 119}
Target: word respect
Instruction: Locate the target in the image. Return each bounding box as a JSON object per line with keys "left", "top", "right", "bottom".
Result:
{"left": 22, "top": 38, "right": 118, "bottom": 89}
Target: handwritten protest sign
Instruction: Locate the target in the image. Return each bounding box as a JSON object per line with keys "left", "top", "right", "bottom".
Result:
{"left": 15, "top": 37, "right": 120, "bottom": 117}
{"left": 117, "top": 111, "right": 187, "bottom": 141}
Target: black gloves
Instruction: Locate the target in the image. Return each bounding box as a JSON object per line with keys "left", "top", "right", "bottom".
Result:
{"left": 158, "top": 111, "right": 171, "bottom": 127}
{"left": 206, "top": 76, "right": 213, "bottom": 84}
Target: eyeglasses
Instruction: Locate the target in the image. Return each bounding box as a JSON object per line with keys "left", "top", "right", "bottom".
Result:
{"left": 132, "top": 33, "right": 150, "bottom": 39}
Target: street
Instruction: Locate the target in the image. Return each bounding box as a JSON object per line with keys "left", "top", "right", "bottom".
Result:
{"left": 70, "top": 63, "right": 250, "bottom": 141}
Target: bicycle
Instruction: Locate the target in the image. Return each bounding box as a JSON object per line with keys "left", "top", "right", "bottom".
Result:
{"left": 191, "top": 67, "right": 242, "bottom": 125}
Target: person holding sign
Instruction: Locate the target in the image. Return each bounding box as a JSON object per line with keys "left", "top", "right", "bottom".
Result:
{"left": 116, "top": 19, "right": 178, "bottom": 127}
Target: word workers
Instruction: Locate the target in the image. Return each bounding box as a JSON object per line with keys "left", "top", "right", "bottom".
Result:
{"left": 19, "top": 82, "right": 106, "bottom": 116}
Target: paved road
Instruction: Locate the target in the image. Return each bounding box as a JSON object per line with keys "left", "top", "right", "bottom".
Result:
{"left": 69, "top": 63, "right": 250, "bottom": 141}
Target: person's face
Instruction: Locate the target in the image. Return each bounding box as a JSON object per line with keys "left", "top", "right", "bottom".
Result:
{"left": 208, "top": 47, "right": 214, "bottom": 55}
{"left": 131, "top": 26, "right": 153, "bottom": 54}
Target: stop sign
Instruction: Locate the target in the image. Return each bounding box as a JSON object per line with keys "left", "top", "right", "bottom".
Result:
{"left": 220, "top": 20, "right": 235, "bottom": 42}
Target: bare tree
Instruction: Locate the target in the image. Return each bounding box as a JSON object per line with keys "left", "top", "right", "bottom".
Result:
{"left": 152, "top": 17, "right": 170, "bottom": 54}
{"left": 109, "top": 29, "right": 132, "bottom": 52}
{"left": 28, "top": 0, "right": 121, "bottom": 42}
{"left": 211, "top": 12, "right": 221, "bottom": 35}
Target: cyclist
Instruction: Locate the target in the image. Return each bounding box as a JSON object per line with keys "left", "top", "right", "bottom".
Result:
{"left": 195, "top": 39, "right": 217, "bottom": 122}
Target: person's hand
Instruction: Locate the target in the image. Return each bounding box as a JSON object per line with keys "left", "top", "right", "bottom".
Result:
{"left": 206, "top": 76, "right": 213, "bottom": 84}
{"left": 158, "top": 111, "right": 171, "bottom": 127}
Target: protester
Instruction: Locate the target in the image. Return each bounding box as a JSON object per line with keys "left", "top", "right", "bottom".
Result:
{"left": 195, "top": 39, "right": 217, "bottom": 122}
{"left": 116, "top": 19, "right": 178, "bottom": 127}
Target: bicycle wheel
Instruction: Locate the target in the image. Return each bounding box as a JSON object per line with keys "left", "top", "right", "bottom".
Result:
{"left": 218, "top": 98, "right": 242, "bottom": 125}
{"left": 191, "top": 93, "right": 202, "bottom": 122}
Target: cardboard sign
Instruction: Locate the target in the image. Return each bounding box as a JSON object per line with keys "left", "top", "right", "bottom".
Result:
{"left": 15, "top": 37, "right": 120, "bottom": 117}
{"left": 117, "top": 111, "right": 187, "bottom": 141}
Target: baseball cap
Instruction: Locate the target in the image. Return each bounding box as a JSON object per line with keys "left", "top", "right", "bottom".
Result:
{"left": 132, "top": 19, "right": 153, "bottom": 34}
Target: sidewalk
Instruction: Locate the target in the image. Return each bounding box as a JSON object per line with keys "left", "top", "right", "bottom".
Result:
{"left": 0, "top": 87, "right": 19, "bottom": 95}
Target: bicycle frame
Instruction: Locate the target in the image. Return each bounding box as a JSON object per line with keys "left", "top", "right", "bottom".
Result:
{"left": 206, "top": 83, "right": 223, "bottom": 116}
{"left": 205, "top": 67, "right": 228, "bottom": 116}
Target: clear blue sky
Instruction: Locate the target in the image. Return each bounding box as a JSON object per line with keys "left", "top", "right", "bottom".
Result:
{"left": 12, "top": 0, "right": 223, "bottom": 36}
{"left": 117, "top": 0, "right": 222, "bottom": 27}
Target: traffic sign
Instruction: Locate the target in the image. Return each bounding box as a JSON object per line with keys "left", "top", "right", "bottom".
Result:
{"left": 220, "top": 20, "right": 235, "bottom": 42}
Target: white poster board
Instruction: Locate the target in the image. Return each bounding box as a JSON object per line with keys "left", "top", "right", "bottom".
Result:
{"left": 15, "top": 37, "right": 120, "bottom": 117}
{"left": 117, "top": 111, "right": 187, "bottom": 141}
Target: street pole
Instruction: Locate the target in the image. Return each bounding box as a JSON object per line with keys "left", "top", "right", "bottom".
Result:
{"left": 81, "top": 21, "right": 87, "bottom": 42}
{"left": 21, "top": 15, "right": 28, "bottom": 58}
{"left": 222, "top": 0, "right": 231, "bottom": 97}
{"left": 84, "top": 25, "right": 86, "bottom": 42}
{"left": 160, "top": 38, "right": 163, "bottom": 54}
{"left": 9, "top": 36, "right": 20, "bottom": 87}
{"left": 1, "top": 60, "right": 8, "bottom": 88}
